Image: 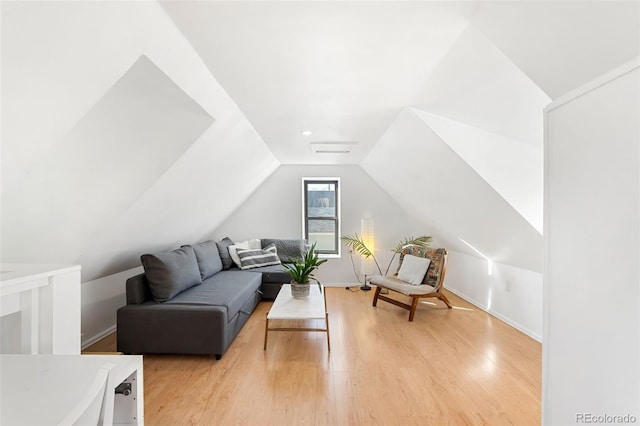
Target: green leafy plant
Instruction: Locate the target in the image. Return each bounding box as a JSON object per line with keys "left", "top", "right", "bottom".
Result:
{"left": 341, "top": 234, "right": 432, "bottom": 276}
{"left": 282, "top": 242, "right": 328, "bottom": 293}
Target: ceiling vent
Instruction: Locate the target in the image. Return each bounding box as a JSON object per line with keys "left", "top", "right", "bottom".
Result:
{"left": 310, "top": 142, "right": 357, "bottom": 154}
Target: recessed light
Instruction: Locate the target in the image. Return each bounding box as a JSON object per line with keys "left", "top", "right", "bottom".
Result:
{"left": 301, "top": 130, "right": 313, "bottom": 136}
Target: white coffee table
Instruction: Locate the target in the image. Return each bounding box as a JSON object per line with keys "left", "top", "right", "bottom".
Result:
{"left": 264, "top": 284, "right": 330, "bottom": 351}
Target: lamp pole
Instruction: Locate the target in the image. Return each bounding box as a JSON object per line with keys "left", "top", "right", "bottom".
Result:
{"left": 361, "top": 274, "right": 372, "bottom": 291}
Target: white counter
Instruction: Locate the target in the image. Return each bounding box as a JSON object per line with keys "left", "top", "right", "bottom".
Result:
{"left": 1, "top": 263, "right": 81, "bottom": 354}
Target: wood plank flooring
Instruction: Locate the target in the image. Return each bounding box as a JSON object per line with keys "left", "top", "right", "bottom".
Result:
{"left": 86, "top": 288, "right": 541, "bottom": 425}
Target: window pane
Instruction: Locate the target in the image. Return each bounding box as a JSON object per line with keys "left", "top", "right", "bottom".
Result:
{"left": 308, "top": 219, "right": 336, "bottom": 252}
{"left": 306, "top": 183, "right": 336, "bottom": 217}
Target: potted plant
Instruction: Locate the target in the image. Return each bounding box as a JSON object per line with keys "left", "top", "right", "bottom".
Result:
{"left": 341, "top": 234, "right": 432, "bottom": 276}
{"left": 282, "top": 242, "right": 327, "bottom": 299}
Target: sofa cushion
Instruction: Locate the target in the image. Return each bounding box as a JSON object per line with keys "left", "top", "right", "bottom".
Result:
{"left": 260, "top": 239, "right": 306, "bottom": 263}
{"left": 141, "top": 246, "right": 202, "bottom": 303}
{"left": 236, "top": 243, "right": 281, "bottom": 270}
{"left": 189, "top": 240, "right": 223, "bottom": 280}
{"left": 215, "top": 237, "right": 235, "bottom": 270}
{"left": 164, "top": 270, "right": 262, "bottom": 320}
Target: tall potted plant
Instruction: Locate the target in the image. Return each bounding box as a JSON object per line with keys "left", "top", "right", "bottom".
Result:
{"left": 341, "top": 234, "right": 432, "bottom": 276}
{"left": 282, "top": 242, "right": 327, "bottom": 299}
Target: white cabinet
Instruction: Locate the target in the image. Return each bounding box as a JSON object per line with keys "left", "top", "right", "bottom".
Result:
{"left": 0, "top": 264, "right": 81, "bottom": 354}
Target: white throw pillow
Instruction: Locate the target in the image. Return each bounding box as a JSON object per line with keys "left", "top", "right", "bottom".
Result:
{"left": 229, "top": 239, "right": 261, "bottom": 267}
{"left": 397, "top": 254, "right": 431, "bottom": 286}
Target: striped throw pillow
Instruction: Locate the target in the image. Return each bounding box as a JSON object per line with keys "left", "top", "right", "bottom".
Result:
{"left": 236, "top": 243, "right": 281, "bottom": 270}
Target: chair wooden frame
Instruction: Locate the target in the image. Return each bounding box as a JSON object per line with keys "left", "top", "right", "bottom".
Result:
{"left": 372, "top": 250, "right": 452, "bottom": 321}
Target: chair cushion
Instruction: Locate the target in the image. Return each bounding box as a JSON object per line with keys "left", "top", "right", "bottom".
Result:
{"left": 369, "top": 275, "right": 436, "bottom": 296}
{"left": 397, "top": 254, "right": 431, "bottom": 285}
{"left": 399, "top": 247, "right": 447, "bottom": 287}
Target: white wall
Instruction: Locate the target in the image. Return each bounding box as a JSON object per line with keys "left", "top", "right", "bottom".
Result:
{"left": 211, "top": 164, "right": 441, "bottom": 284}
{"left": 80, "top": 267, "right": 142, "bottom": 348}
{"left": 446, "top": 251, "right": 543, "bottom": 341}
{"left": 544, "top": 60, "right": 639, "bottom": 424}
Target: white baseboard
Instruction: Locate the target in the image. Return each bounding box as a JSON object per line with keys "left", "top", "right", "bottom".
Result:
{"left": 82, "top": 324, "right": 117, "bottom": 350}
{"left": 445, "top": 287, "right": 542, "bottom": 343}
{"left": 323, "top": 282, "right": 359, "bottom": 287}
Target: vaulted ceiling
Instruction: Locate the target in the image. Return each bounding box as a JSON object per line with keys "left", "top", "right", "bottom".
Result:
{"left": 160, "top": 0, "right": 639, "bottom": 165}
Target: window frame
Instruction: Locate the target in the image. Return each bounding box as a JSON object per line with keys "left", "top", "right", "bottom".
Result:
{"left": 301, "top": 177, "right": 341, "bottom": 258}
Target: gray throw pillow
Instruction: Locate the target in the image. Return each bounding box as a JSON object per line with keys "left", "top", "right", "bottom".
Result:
{"left": 189, "top": 240, "right": 223, "bottom": 280}
{"left": 261, "top": 238, "right": 306, "bottom": 263}
{"left": 141, "top": 246, "right": 202, "bottom": 303}
{"left": 215, "top": 237, "right": 235, "bottom": 270}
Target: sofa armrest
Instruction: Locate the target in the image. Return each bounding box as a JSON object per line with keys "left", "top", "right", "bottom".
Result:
{"left": 117, "top": 304, "right": 228, "bottom": 355}
{"left": 126, "top": 273, "right": 153, "bottom": 305}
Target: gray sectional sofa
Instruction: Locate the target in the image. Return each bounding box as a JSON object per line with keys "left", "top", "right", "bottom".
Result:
{"left": 116, "top": 238, "right": 303, "bottom": 359}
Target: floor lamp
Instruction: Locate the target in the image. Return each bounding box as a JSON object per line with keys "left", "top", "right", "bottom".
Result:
{"left": 360, "top": 218, "right": 375, "bottom": 291}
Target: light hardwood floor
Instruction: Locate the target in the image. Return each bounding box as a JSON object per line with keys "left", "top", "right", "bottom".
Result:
{"left": 86, "top": 288, "right": 541, "bottom": 425}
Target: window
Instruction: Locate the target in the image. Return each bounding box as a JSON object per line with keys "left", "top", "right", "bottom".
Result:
{"left": 302, "top": 178, "right": 340, "bottom": 257}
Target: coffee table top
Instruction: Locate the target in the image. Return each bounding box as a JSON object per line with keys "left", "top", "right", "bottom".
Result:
{"left": 267, "top": 284, "right": 326, "bottom": 320}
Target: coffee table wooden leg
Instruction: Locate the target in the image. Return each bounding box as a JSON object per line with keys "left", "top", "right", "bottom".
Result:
{"left": 325, "top": 312, "right": 330, "bottom": 352}
{"left": 264, "top": 315, "right": 269, "bottom": 350}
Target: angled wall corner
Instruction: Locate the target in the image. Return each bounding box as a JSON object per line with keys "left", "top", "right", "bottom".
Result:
{"left": 1, "top": 55, "right": 215, "bottom": 266}
{"left": 361, "top": 108, "right": 543, "bottom": 273}
{"left": 471, "top": 1, "right": 640, "bottom": 99}
{"left": 416, "top": 25, "right": 550, "bottom": 147}
{"left": 414, "top": 110, "right": 543, "bottom": 233}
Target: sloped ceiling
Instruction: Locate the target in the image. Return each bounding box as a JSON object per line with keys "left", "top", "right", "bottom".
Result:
{"left": 160, "top": 1, "right": 638, "bottom": 165}
{"left": 2, "top": 55, "right": 215, "bottom": 264}
{"left": 361, "top": 109, "right": 544, "bottom": 272}
{"left": 418, "top": 111, "right": 544, "bottom": 233}
{"left": 412, "top": 25, "right": 551, "bottom": 147}
{"left": 1, "top": 1, "right": 278, "bottom": 281}
{"left": 471, "top": 1, "right": 640, "bottom": 99}
{"left": 159, "top": 0, "right": 477, "bottom": 165}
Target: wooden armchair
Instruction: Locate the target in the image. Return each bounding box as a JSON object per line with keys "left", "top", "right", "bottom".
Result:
{"left": 369, "top": 247, "right": 451, "bottom": 321}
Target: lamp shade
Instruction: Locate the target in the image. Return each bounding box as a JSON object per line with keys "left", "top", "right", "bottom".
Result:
{"left": 360, "top": 218, "right": 376, "bottom": 275}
